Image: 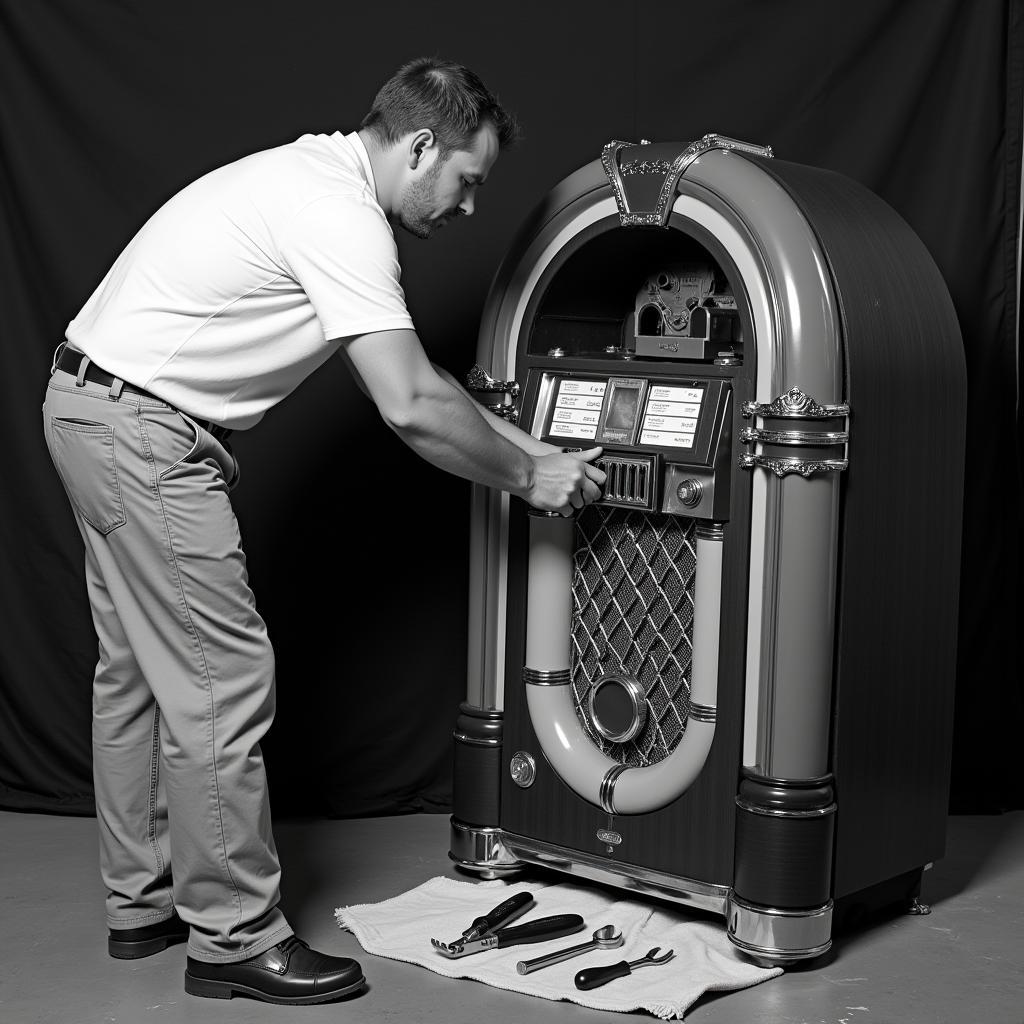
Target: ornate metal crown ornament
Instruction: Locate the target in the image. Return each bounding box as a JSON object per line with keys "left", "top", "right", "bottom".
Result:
{"left": 601, "top": 134, "right": 774, "bottom": 228}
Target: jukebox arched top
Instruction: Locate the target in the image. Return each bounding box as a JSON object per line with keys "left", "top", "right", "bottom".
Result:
{"left": 475, "top": 134, "right": 846, "bottom": 410}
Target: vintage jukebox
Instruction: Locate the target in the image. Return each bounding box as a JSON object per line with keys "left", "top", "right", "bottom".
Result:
{"left": 449, "top": 135, "right": 967, "bottom": 965}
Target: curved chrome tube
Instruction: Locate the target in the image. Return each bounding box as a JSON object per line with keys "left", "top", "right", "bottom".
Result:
{"left": 524, "top": 515, "right": 725, "bottom": 815}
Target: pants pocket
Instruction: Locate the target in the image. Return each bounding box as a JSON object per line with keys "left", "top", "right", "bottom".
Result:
{"left": 156, "top": 412, "right": 200, "bottom": 481}
{"left": 47, "top": 417, "right": 127, "bottom": 534}
{"left": 159, "top": 412, "right": 239, "bottom": 490}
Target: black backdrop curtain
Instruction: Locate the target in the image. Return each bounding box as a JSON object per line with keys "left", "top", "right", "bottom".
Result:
{"left": 1, "top": 1, "right": 1020, "bottom": 818}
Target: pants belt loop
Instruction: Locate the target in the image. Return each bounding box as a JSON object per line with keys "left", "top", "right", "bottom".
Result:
{"left": 108, "top": 377, "right": 125, "bottom": 400}
{"left": 75, "top": 355, "right": 92, "bottom": 387}
{"left": 50, "top": 341, "right": 67, "bottom": 375}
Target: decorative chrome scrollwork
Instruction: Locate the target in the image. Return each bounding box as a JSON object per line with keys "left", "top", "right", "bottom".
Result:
{"left": 465, "top": 364, "right": 520, "bottom": 423}
{"left": 740, "top": 454, "right": 848, "bottom": 477}
{"left": 620, "top": 159, "right": 673, "bottom": 176}
{"left": 466, "top": 364, "right": 520, "bottom": 396}
{"left": 740, "top": 387, "right": 849, "bottom": 477}
{"left": 601, "top": 134, "right": 774, "bottom": 228}
{"left": 742, "top": 386, "right": 849, "bottom": 420}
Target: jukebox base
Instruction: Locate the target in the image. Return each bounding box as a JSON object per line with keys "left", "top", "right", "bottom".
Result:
{"left": 449, "top": 818, "right": 836, "bottom": 966}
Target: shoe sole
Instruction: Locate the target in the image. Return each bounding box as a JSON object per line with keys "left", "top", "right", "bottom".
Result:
{"left": 184, "top": 970, "right": 366, "bottom": 1004}
{"left": 109, "top": 934, "right": 188, "bottom": 959}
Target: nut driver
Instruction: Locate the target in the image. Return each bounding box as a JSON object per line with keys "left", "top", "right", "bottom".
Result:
{"left": 432, "top": 913, "right": 586, "bottom": 959}
{"left": 516, "top": 924, "right": 624, "bottom": 975}
{"left": 574, "top": 946, "right": 676, "bottom": 990}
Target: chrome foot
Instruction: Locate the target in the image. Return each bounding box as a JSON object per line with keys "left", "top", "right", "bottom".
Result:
{"left": 727, "top": 894, "right": 833, "bottom": 966}
{"left": 448, "top": 819, "right": 523, "bottom": 878}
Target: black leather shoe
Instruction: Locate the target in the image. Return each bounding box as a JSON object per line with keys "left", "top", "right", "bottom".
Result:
{"left": 109, "top": 913, "right": 189, "bottom": 959}
{"left": 184, "top": 935, "right": 365, "bottom": 1004}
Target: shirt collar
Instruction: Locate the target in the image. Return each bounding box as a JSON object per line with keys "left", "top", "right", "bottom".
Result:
{"left": 345, "top": 131, "right": 378, "bottom": 202}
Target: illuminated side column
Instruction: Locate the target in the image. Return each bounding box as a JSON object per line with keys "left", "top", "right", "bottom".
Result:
{"left": 450, "top": 369, "right": 523, "bottom": 877}
{"left": 729, "top": 392, "right": 848, "bottom": 964}
{"left": 524, "top": 511, "right": 574, "bottom": 676}
{"left": 524, "top": 510, "right": 625, "bottom": 808}
{"left": 449, "top": 485, "right": 517, "bottom": 876}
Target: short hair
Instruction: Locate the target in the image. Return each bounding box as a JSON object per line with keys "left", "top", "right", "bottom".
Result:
{"left": 360, "top": 57, "right": 521, "bottom": 155}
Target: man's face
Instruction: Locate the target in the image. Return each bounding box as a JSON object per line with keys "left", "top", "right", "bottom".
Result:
{"left": 398, "top": 123, "right": 500, "bottom": 239}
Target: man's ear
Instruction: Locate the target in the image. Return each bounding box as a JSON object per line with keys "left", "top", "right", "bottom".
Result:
{"left": 408, "top": 128, "right": 437, "bottom": 169}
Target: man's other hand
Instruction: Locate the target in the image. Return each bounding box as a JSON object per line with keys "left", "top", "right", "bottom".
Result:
{"left": 526, "top": 447, "right": 606, "bottom": 515}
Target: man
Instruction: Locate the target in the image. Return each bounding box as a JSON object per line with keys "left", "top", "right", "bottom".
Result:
{"left": 42, "top": 57, "right": 605, "bottom": 1006}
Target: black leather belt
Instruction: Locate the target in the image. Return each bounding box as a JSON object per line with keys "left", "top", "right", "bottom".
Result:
{"left": 55, "top": 347, "right": 232, "bottom": 443}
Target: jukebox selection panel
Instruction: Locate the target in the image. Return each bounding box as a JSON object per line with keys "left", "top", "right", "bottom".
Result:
{"left": 549, "top": 377, "right": 704, "bottom": 449}
{"left": 531, "top": 372, "right": 732, "bottom": 520}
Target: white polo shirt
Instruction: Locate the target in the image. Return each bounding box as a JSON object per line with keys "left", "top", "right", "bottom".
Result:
{"left": 67, "top": 132, "right": 414, "bottom": 429}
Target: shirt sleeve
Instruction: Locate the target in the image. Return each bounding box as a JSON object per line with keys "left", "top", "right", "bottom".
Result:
{"left": 279, "top": 193, "right": 415, "bottom": 341}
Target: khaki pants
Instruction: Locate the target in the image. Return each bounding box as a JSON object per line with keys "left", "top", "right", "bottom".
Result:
{"left": 42, "top": 366, "right": 291, "bottom": 962}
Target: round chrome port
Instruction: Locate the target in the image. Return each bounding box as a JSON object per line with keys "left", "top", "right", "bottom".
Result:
{"left": 588, "top": 675, "right": 647, "bottom": 744}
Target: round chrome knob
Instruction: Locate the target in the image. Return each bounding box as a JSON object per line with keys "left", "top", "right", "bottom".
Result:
{"left": 676, "top": 479, "right": 703, "bottom": 507}
{"left": 509, "top": 751, "right": 537, "bottom": 788}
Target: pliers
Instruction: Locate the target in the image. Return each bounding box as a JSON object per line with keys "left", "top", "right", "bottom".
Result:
{"left": 430, "top": 891, "right": 585, "bottom": 959}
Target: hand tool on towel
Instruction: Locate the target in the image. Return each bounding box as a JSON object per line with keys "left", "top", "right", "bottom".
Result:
{"left": 439, "top": 891, "right": 535, "bottom": 951}
{"left": 516, "top": 924, "right": 624, "bottom": 975}
{"left": 432, "top": 914, "right": 586, "bottom": 959}
{"left": 574, "top": 946, "right": 676, "bottom": 990}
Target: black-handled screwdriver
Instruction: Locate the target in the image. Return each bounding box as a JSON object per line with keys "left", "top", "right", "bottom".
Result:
{"left": 575, "top": 959, "right": 633, "bottom": 990}
{"left": 575, "top": 947, "right": 675, "bottom": 989}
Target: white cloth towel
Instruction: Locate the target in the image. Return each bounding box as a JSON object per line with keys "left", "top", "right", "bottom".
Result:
{"left": 335, "top": 876, "right": 782, "bottom": 1019}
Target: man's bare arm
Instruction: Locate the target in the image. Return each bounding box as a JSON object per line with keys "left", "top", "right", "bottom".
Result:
{"left": 430, "top": 363, "right": 562, "bottom": 458}
{"left": 336, "top": 330, "right": 605, "bottom": 514}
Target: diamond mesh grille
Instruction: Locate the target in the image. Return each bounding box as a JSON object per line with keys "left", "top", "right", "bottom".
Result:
{"left": 571, "top": 506, "right": 696, "bottom": 767}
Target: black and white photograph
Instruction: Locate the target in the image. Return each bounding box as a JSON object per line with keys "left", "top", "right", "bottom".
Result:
{"left": 1, "top": 1, "right": 1022, "bottom": 1021}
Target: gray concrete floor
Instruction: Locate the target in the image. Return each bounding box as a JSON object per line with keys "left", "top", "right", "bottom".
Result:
{"left": 1, "top": 809, "right": 1022, "bottom": 1023}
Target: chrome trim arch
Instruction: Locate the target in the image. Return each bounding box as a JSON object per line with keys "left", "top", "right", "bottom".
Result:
{"left": 679, "top": 152, "right": 845, "bottom": 780}
{"left": 467, "top": 169, "right": 774, "bottom": 719}
{"left": 467, "top": 140, "right": 846, "bottom": 790}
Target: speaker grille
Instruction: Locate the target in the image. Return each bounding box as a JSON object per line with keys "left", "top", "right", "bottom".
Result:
{"left": 571, "top": 506, "right": 696, "bottom": 767}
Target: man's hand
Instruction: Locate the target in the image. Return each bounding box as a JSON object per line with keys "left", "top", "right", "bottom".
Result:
{"left": 526, "top": 448, "right": 606, "bottom": 515}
